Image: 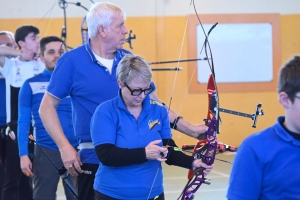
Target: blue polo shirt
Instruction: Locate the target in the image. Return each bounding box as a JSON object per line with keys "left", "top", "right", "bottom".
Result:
{"left": 47, "top": 41, "right": 135, "bottom": 164}
{"left": 0, "top": 77, "right": 6, "bottom": 126}
{"left": 91, "top": 91, "right": 171, "bottom": 199}
{"left": 227, "top": 117, "right": 300, "bottom": 200}
{"left": 18, "top": 70, "right": 78, "bottom": 156}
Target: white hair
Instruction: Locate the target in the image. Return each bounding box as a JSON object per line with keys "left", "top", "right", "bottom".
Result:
{"left": 86, "top": 2, "right": 126, "bottom": 38}
{"left": 0, "top": 30, "right": 14, "bottom": 38}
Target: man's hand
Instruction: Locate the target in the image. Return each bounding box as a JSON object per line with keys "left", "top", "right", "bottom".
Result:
{"left": 20, "top": 155, "right": 34, "bottom": 177}
{"left": 145, "top": 140, "right": 168, "bottom": 162}
{"left": 60, "top": 144, "right": 83, "bottom": 176}
{"left": 40, "top": 93, "right": 82, "bottom": 175}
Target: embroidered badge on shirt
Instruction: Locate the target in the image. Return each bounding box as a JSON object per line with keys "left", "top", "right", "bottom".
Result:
{"left": 148, "top": 119, "right": 161, "bottom": 130}
{"left": 150, "top": 100, "right": 163, "bottom": 106}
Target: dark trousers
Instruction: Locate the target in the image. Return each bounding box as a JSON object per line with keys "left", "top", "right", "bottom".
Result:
{"left": 1, "top": 124, "right": 33, "bottom": 200}
{"left": 77, "top": 163, "right": 99, "bottom": 200}
{"left": 0, "top": 165, "right": 3, "bottom": 200}
{"left": 33, "top": 146, "right": 77, "bottom": 200}
{"left": 0, "top": 125, "right": 6, "bottom": 200}
{"left": 94, "top": 190, "right": 165, "bottom": 200}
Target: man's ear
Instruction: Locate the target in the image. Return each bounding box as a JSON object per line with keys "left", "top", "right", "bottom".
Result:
{"left": 39, "top": 54, "right": 45, "bottom": 63}
{"left": 278, "top": 92, "right": 291, "bottom": 109}
{"left": 17, "top": 40, "right": 25, "bottom": 49}
{"left": 98, "top": 25, "right": 106, "bottom": 37}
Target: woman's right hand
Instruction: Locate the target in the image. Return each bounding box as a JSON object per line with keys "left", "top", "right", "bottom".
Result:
{"left": 145, "top": 140, "right": 168, "bottom": 162}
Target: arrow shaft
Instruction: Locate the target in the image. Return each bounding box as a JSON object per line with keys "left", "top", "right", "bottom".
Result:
{"left": 148, "top": 58, "right": 208, "bottom": 65}
{"left": 219, "top": 107, "right": 253, "bottom": 119}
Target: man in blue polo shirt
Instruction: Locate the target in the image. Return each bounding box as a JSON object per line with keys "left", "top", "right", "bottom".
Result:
{"left": 39, "top": 2, "right": 208, "bottom": 200}
{"left": 18, "top": 36, "right": 77, "bottom": 200}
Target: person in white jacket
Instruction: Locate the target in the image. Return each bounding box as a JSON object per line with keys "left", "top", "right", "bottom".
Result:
{"left": 0, "top": 25, "right": 44, "bottom": 200}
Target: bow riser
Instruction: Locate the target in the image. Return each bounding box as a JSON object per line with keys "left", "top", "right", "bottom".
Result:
{"left": 181, "top": 117, "right": 217, "bottom": 200}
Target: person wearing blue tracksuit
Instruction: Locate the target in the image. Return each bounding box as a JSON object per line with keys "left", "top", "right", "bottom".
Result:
{"left": 17, "top": 36, "right": 78, "bottom": 200}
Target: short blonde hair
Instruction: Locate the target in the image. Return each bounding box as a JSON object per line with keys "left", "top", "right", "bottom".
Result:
{"left": 117, "top": 54, "right": 152, "bottom": 84}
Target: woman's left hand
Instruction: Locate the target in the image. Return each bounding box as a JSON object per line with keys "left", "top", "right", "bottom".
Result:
{"left": 192, "top": 160, "right": 214, "bottom": 176}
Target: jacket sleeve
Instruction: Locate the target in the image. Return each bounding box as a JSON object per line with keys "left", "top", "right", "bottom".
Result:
{"left": 95, "top": 143, "right": 147, "bottom": 167}
{"left": 17, "top": 81, "right": 32, "bottom": 157}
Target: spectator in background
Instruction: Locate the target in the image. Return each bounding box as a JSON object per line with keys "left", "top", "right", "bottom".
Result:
{"left": 0, "top": 30, "right": 17, "bottom": 200}
{"left": 18, "top": 36, "right": 78, "bottom": 200}
{"left": 0, "top": 25, "right": 44, "bottom": 200}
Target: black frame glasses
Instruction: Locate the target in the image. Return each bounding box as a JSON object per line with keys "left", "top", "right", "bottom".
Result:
{"left": 124, "top": 82, "right": 153, "bottom": 96}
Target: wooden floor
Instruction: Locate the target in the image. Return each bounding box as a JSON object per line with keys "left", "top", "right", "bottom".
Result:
{"left": 57, "top": 153, "right": 235, "bottom": 200}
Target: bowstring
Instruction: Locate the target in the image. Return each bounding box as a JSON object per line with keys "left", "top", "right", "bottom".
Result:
{"left": 193, "top": 0, "right": 219, "bottom": 93}
{"left": 147, "top": 2, "right": 194, "bottom": 199}
{"left": 167, "top": 1, "right": 193, "bottom": 116}
{"left": 169, "top": 0, "right": 219, "bottom": 132}
{"left": 177, "top": 0, "right": 220, "bottom": 199}
{"left": 149, "top": 0, "right": 220, "bottom": 198}
{"left": 42, "top": 1, "right": 57, "bottom": 37}
{"left": 36, "top": 0, "right": 57, "bottom": 27}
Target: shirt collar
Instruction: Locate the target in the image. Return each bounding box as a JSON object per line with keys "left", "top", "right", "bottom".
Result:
{"left": 84, "top": 39, "right": 97, "bottom": 63}
{"left": 42, "top": 69, "right": 52, "bottom": 77}
{"left": 84, "top": 39, "right": 125, "bottom": 65}
{"left": 275, "top": 116, "right": 300, "bottom": 147}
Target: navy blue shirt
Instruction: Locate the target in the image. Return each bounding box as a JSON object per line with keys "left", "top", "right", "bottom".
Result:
{"left": 47, "top": 41, "right": 133, "bottom": 163}
{"left": 18, "top": 70, "right": 78, "bottom": 156}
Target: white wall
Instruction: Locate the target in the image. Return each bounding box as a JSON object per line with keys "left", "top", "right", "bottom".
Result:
{"left": 0, "top": 0, "right": 299, "bottom": 19}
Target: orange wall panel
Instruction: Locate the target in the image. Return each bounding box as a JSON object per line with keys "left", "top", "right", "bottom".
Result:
{"left": 1, "top": 14, "right": 299, "bottom": 147}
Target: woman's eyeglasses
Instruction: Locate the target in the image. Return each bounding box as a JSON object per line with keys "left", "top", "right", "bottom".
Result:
{"left": 124, "top": 82, "right": 153, "bottom": 96}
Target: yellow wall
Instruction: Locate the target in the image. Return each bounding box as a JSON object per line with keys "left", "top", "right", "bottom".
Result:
{"left": 1, "top": 14, "right": 300, "bottom": 147}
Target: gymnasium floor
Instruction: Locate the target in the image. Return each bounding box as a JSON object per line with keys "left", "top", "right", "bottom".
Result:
{"left": 56, "top": 153, "right": 235, "bottom": 200}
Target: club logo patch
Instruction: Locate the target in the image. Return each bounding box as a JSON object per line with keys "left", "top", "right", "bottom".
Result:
{"left": 148, "top": 119, "right": 160, "bottom": 130}
{"left": 150, "top": 100, "right": 163, "bottom": 106}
